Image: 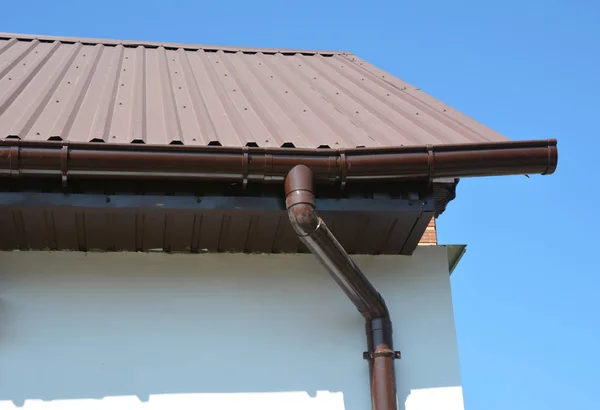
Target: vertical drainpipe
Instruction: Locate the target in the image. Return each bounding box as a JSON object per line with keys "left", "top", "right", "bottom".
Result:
{"left": 285, "top": 165, "right": 399, "bottom": 410}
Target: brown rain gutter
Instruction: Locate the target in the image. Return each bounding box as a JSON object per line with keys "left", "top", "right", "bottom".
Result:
{"left": 285, "top": 164, "right": 399, "bottom": 410}
{"left": 0, "top": 139, "right": 557, "bottom": 186}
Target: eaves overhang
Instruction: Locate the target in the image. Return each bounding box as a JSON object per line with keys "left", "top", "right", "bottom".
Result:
{"left": 0, "top": 191, "right": 436, "bottom": 255}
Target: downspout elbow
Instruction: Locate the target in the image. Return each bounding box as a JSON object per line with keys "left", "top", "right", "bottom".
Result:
{"left": 284, "top": 164, "right": 320, "bottom": 237}
{"left": 286, "top": 202, "right": 320, "bottom": 238}
{"left": 284, "top": 164, "right": 390, "bottom": 320}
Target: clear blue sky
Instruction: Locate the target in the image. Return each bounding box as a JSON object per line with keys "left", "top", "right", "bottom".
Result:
{"left": 2, "top": 1, "right": 598, "bottom": 408}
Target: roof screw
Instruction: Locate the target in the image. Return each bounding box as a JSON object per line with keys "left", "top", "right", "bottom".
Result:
{"left": 361, "top": 78, "right": 364, "bottom": 81}
{"left": 285, "top": 90, "right": 288, "bottom": 93}
{"left": 313, "top": 77, "right": 317, "bottom": 79}
{"left": 83, "top": 54, "right": 86, "bottom": 57}
{"left": 175, "top": 71, "right": 178, "bottom": 74}
{"left": 36, "top": 132, "right": 40, "bottom": 135}
{"left": 265, "top": 139, "right": 269, "bottom": 143}
{"left": 192, "top": 138, "right": 196, "bottom": 141}
{"left": 22, "top": 63, "right": 26, "bottom": 66}
{"left": 224, "top": 73, "right": 228, "bottom": 76}
{"left": 76, "top": 66, "right": 79, "bottom": 68}
{"left": 303, "top": 109, "right": 307, "bottom": 112}
{"left": 112, "top": 136, "right": 116, "bottom": 139}
{"left": 233, "top": 88, "right": 236, "bottom": 91}
{"left": 443, "top": 109, "right": 447, "bottom": 112}
{"left": 183, "top": 105, "right": 186, "bottom": 108}
{"left": 244, "top": 107, "right": 248, "bottom": 110}
{"left": 415, "top": 112, "right": 419, "bottom": 115}
{"left": 270, "top": 75, "right": 274, "bottom": 78}
{"left": 335, "top": 142, "right": 339, "bottom": 145}
{"left": 125, "top": 57, "right": 128, "bottom": 59}
{"left": 121, "top": 83, "right": 124, "bottom": 86}
{"left": 386, "top": 93, "right": 390, "bottom": 96}
{"left": 8, "top": 77, "right": 11, "bottom": 80}
{"left": 172, "top": 59, "right": 175, "bottom": 61}
{"left": 68, "top": 81, "right": 71, "bottom": 84}
{"left": 298, "top": 64, "right": 301, "bottom": 67}
{"left": 355, "top": 110, "right": 359, "bottom": 114}
{"left": 56, "top": 100, "right": 59, "bottom": 103}
{"left": 123, "top": 68, "right": 126, "bottom": 71}
{"left": 119, "top": 102, "right": 123, "bottom": 105}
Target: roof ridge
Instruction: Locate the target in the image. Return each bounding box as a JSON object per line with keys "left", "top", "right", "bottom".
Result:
{"left": 0, "top": 32, "right": 353, "bottom": 56}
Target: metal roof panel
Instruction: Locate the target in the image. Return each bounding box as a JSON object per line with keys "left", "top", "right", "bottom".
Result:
{"left": 0, "top": 33, "right": 509, "bottom": 148}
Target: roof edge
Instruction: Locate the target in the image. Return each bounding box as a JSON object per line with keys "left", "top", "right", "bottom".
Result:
{"left": 0, "top": 32, "right": 353, "bottom": 55}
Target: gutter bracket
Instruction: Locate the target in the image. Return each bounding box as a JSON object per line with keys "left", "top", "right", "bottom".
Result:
{"left": 61, "top": 141, "right": 69, "bottom": 188}
{"left": 363, "top": 351, "right": 402, "bottom": 360}
{"left": 8, "top": 141, "right": 19, "bottom": 178}
{"left": 241, "top": 146, "right": 249, "bottom": 189}
{"left": 338, "top": 150, "right": 347, "bottom": 191}
{"left": 426, "top": 144, "right": 434, "bottom": 185}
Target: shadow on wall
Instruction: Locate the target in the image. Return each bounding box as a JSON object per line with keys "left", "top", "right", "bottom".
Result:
{"left": 0, "top": 249, "right": 462, "bottom": 410}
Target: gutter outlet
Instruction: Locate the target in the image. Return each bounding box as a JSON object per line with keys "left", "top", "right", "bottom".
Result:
{"left": 285, "top": 164, "right": 398, "bottom": 410}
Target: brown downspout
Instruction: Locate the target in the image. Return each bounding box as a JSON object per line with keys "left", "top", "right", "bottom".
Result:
{"left": 285, "top": 164, "right": 399, "bottom": 410}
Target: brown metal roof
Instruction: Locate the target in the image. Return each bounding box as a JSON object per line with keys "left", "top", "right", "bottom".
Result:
{"left": 0, "top": 33, "right": 509, "bottom": 148}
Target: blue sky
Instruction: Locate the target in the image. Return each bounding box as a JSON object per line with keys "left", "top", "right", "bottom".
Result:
{"left": 2, "top": 0, "right": 598, "bottom": 408}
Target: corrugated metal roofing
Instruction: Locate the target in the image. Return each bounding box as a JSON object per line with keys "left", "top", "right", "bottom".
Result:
{"left": 0, "top": 33, "right": 508, "bottom": 148}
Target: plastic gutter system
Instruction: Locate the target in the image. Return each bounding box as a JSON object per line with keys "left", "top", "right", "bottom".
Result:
{"left": 282, "top": 136, "right": 557, "bottom": 410}
{"left": 1, "top": 137, "right": 558, "bottom": 409}
{"left": 0, "top": 139, "right": 557, "bottom": 187}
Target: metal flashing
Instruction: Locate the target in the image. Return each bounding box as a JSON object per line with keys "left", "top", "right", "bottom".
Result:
{"left": 445, "top": 244, "right": 467, "bottom": 275}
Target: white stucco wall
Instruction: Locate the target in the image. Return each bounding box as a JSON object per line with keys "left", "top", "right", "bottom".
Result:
{"left": 0, "top": 247, "right": 463, "bottom": 410}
